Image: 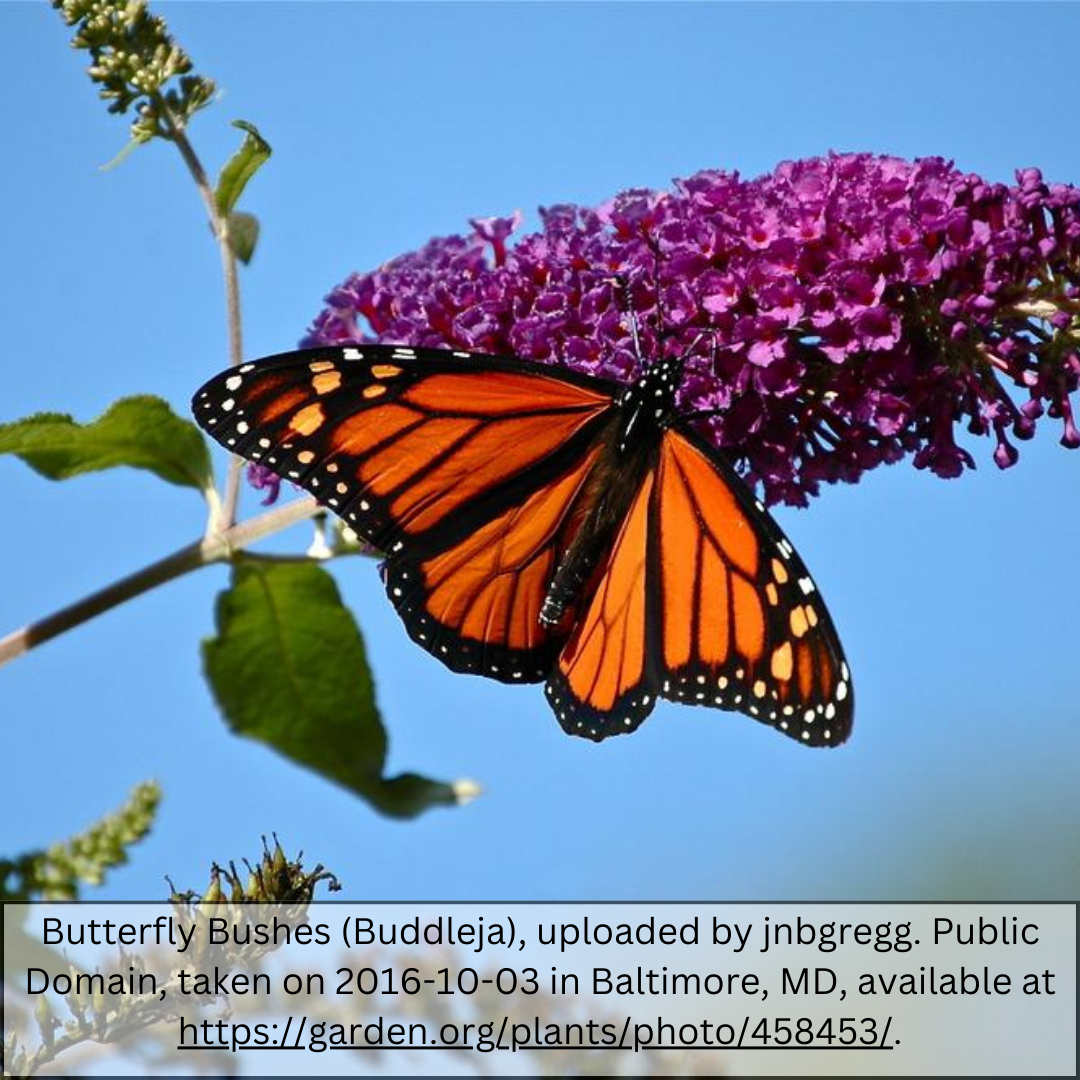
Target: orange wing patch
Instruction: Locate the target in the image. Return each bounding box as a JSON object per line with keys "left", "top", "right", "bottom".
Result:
{"left": 403, "top": 369, "right": 611, "bottom": 414}
{"left": 546, "top": 472, "right": 654, "bottom": 740}
{"left": 655, "top": 430, "right": 852, "bottom": 747}
{"left": 383, "top": 444, "right": 603, "bottom": 682}
{"left": 384, "top": 412, "right": 596, "bottom": 536}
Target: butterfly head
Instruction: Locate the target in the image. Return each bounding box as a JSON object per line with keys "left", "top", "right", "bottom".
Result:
{"left": 615, "top": 355, "right": 685, "bottom": 455}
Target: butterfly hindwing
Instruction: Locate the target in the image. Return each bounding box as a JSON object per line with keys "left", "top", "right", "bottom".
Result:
{"left": 545, "top": 470, "right": 657, "bottom": 740}
{"left": 386, "top": 438, "right": 606, "bottom": 683}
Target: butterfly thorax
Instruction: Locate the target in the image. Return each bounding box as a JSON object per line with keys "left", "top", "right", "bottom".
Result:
{"left": 613, "top": 355, "right": 685, "bottom": 454}
{"left": 538, "top": 357, "right": 684, "bottom": 629}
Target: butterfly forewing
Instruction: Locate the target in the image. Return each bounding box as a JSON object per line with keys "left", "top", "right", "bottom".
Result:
{"left": 652, "top": 427, "right": 853, "bottom": 746}
{"left": 194, "top": 346, "right": 614, "bottom": 556}
{"left": 386, "top": 437, "right": 606, "bottom": 683}
{"left": 545, "top": 471, "right": 656, "bottom": 739}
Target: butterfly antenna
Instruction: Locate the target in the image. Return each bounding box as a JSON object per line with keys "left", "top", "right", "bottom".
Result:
{"left": 626, "top": 286, "right": 646, "bottom": 369}
{"left": 645, "top": 228, "right": 669, "bottom": 361}
{"left": 607, "top": 273, "right": 648, "bottom": 373}
{"left": 643, "top": 221, "right": 722, "bottom": 369}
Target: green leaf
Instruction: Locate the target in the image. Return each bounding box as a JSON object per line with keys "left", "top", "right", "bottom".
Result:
{"left": 227, "top": 210, "right": 260, "bottom": 264}
{"left": 202, "top": 560, "right": 463, "bottom": 818}
{"left": 0, "top": 396, "right": 214, "bottom": 493}
{"left": 98, "top": 131, "right": 152, "bottom": 172}
{"left": 214, "top": 119, "right": 271, "bottom": 218}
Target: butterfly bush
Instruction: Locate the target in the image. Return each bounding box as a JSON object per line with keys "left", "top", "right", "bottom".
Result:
{"left": 298, "top": 153, "right": 1080, "bottom": 506}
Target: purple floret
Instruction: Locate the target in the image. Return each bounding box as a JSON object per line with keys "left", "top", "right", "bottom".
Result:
{"left": 246, "top": 462, "right": 282, "bottom": 505}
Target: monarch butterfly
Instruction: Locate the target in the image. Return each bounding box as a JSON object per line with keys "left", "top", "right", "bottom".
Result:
{"left": 193, "top": 339, "right": 853, "bottom": 746}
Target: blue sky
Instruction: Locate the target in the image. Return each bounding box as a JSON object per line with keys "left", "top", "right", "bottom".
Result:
{"left": 2, "top": 3, "right": 1078, "bottom": 905}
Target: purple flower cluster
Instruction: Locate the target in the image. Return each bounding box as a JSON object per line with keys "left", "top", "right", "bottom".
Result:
{"left": 298, "top": 153, "right": 1080, "bottom": 506}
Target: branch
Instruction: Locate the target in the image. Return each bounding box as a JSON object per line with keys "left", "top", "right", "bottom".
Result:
{"left": 158, "top": 106, "right": 246, "bottom": 533}
{"left": 0, "top": 498, "right": 320, "bottom": 671}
